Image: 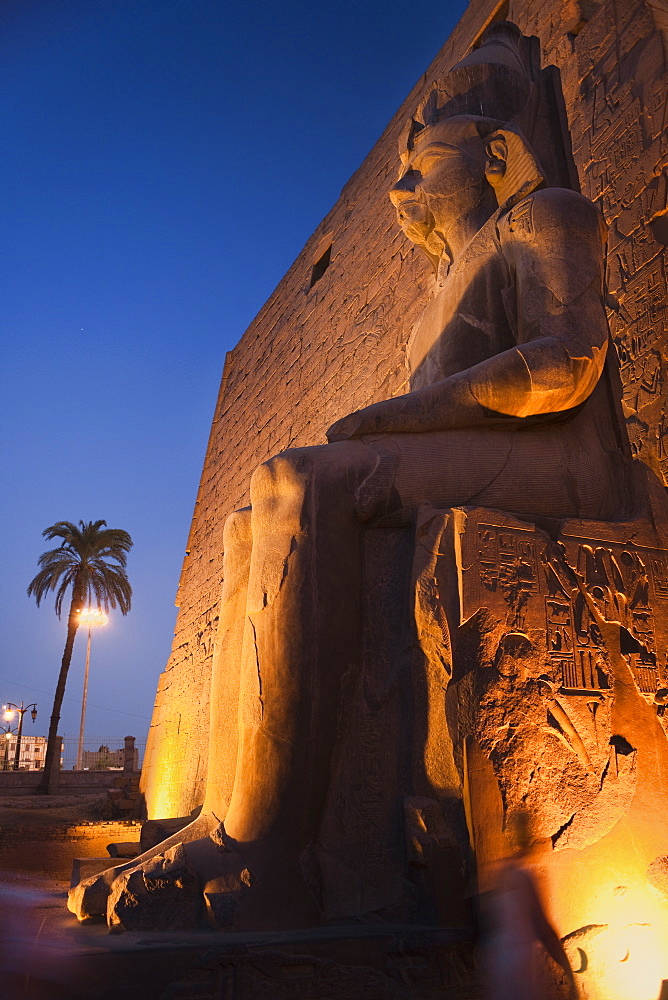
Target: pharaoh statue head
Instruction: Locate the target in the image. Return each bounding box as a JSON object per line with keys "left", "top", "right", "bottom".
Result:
{"left": 390, "top": 21, "right": 569, "bottom": 271}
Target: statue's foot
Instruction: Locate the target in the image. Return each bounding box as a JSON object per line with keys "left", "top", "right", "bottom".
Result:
{"left": 70, "top": 814, "right": 318, "bottom": 932}
{"left": 107, "top": 828, "right": 254, "bottom": 932}
{"left": 68, "top": 811, "right": 217, "bottom": 924}
{"left": 68, "top": 861, "right": 125, "bottom": 924}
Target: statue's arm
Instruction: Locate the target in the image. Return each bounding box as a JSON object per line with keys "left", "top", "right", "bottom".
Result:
{"left": 327, "top": 189, "right": 609, "bottom": 441}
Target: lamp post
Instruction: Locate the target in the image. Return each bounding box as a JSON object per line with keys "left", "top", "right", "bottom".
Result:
{"left": 2, "top": 727, "right": 16, "bottom": 771}
{"left": 3, "top": 703, "right": 37, "bottom": 770}
{"left": 76, "top": 607, "right": 108, "bottom": 771}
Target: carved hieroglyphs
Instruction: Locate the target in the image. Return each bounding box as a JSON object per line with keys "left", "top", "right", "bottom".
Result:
{"left": 445, "top": 488, "right": 668, "bottom": 998}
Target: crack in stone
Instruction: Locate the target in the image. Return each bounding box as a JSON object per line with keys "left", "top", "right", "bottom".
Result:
{"left": 551, "top": 810, "right": 576, "bottom": 848}
{"left": 598, "top": 755, "right": 610, "bottom": 792}
{"left": 249, "top": 618, "right": 263, "bottom": 721}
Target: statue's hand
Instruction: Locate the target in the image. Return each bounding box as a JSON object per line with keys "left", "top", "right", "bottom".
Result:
{"left": 327, "top": 401, "right": 396, "bottom": 442}
{"left": 326, "top": 408, "right": 372, "bottom": 442}
{"left": 326, "top": 376, "right": 482, "bottom": 440}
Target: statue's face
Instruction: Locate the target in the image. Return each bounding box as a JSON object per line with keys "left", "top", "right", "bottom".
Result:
{"left": 390, "top": 118, "right": 489, "bottom": 255}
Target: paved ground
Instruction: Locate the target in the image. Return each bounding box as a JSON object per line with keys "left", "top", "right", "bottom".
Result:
{"left": 0, "top": 796, "right": 241, "bottom": 1000}
{"left": 0, "top": 794, "right": 157, "bottom": 999}
{"left": 0, "top": 868, "right": 213, "bottom": 1000}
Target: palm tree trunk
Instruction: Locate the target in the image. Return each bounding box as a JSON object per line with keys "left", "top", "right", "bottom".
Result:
{"left": 37, "top": 588, "right": 82, "bottom": 794}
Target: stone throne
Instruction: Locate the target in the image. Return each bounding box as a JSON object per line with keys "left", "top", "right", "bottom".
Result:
{"left": 70, "top": 22, "right": 668, "bottom": 999}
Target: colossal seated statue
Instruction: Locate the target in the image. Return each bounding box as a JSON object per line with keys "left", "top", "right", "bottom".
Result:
{"left": 70, "top": 28, "right": 668, "bottom": 983}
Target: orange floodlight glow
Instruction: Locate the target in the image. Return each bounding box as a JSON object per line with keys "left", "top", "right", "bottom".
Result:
{"left": 585, "top": 884, "right": 668, "bottom": 1000}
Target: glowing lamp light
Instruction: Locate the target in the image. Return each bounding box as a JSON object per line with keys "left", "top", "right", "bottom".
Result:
{"left": 75, "top": 607, "right": 108, "bottom": 771}
{"left": 77, "top": 607, "right": 109, "bottom": 629}
{"left": 4, "top": 732, "right": 11, "bottom": 741}
{"left": 591, "top": 884, "right": 668, "bottom": 1000}
{"left": 3, "top": 709, "right": 14, "bottom": 721}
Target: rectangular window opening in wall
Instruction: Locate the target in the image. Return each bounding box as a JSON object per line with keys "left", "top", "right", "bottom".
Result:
{"left": 309, "top": 244, "right": 331, "bottom": 289}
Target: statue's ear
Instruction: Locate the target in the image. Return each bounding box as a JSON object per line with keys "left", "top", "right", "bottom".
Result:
{"left": 484, "top": 128, "right": 545, "bottom": 208}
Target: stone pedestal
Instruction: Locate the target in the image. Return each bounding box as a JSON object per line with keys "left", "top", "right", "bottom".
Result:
{"left": 414, "top": 481, "right": 668, "bottom": 999}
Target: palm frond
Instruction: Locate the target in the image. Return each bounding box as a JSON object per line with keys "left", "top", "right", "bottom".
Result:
{"left": 28, "top": 519, "right": 134, "bottom": 618}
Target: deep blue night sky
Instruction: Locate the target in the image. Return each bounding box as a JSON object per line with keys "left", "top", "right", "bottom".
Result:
{"left": 1, "top": 0, "right": 467, "bottom": 751}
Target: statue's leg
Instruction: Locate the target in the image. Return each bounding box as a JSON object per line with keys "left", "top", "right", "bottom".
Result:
{"left": 73, "top": 440, "right": 378, "bottom": 929}
{"left": 223, "top": 442, "right": 377, "bottom": 856}
{"left": 208, "top": 440, "right": 379, "bottom": 927}
{"left": 202, "top": 507, "right": 253, "bottom": 820}
{"left": 68, "top": 507, "right": 254, "bottom": 925}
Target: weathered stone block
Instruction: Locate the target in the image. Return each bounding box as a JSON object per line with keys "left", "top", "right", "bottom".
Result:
{"left": 107, "top": 843, "right": 204, "bottom": 932}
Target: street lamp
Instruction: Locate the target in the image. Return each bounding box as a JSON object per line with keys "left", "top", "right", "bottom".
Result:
{"left": 2, "top": 728, "right": 16, "bottom": 771}
{"left": 76, "top": 607, "right": 108, "bottom": 771}
{"left": 3, "top": 702, "right": 38, "bottom": 770}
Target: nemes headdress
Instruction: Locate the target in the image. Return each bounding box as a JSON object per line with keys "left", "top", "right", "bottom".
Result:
{"left": 400, "top": 21, "right": 577, "bottom": 206}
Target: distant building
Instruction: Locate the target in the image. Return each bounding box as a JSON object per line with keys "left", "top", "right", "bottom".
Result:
{"left": 81, "top": 743, "right": 138, "bottom": 770}
{"left": 1, "top": 735, "right": 50, "bottom": 770}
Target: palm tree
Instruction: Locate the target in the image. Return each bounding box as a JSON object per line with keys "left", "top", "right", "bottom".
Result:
{"left": 27, "top": 520, "right": 133, "bottom": 794}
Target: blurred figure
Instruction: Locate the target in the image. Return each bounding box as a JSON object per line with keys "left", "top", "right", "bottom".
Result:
{"left": 478, "top": 813, "right": 577, "bottom": 1000}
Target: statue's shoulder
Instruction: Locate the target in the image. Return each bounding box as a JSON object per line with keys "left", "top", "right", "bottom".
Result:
{"left": 498, "top": 188, "right": 606, "bottom": 248}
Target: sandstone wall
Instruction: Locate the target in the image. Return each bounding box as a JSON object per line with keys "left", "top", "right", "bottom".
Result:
{"left": 141, "top": 0, "right": 668, "bottom": 819}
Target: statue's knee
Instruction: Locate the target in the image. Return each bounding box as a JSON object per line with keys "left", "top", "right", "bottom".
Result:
{"left": 223, "top": 507, "right": 251, "bottom": 552}
{"left": 221, "top": 509, "right": 253, "bottom": 592}
{"left": 250, "top": 452, "right": 307, "bottom": 513}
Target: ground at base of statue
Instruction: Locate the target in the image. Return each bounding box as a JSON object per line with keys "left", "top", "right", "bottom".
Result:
{"left": 0, "top": 873, "right": 476, "bottom": 1000}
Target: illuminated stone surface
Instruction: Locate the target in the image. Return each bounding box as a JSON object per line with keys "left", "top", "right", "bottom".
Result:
{"left": 72, "top": 3, "right": 668, "bottom": 997}
{"left": 142, "top": 0, "right": 668, "bottom": 825}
